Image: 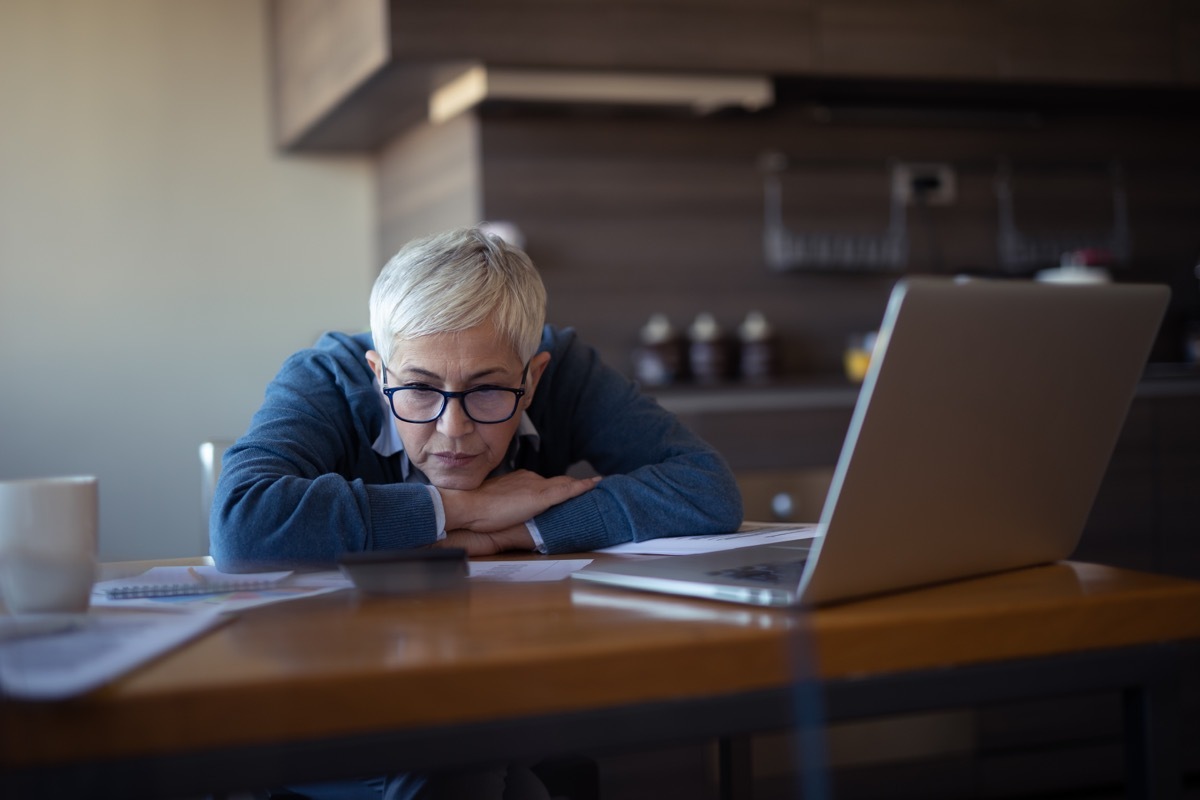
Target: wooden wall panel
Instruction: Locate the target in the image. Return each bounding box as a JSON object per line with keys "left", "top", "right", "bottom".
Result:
{"left": 378, "top": 113, "right": 482, "bottom": 260}
{"left": 1000, "top": 0, "right": 1176, "bottom": 85}
{"left": 387, "top": 0, "right": 818, "bottom": 73}
{"left": 478, "top": 106, "right": 1200, "bottom": 376}
{"left": 269, "top": 0, "right": 391, "bottom": 146}
{"left": 816, "top": 0, "right": 1004, "bottom": 81}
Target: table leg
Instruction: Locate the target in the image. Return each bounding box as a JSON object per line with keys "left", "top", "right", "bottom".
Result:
{"left": 718, "top": 736, "right": 753, "bottom": 800}
{"left": 1123, "top": 671, "right": 1182, "bottom": 800}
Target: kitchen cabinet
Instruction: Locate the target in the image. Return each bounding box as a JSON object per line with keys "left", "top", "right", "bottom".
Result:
{"left": 818, "top": 0, "right": 1179, "bottom": 85}
{"left": 1157, "top": 394, "right": 1200, "bottom": 577}
{"left": 1072, "top": 385, "right": 1200, "bottom": 580}
{"left": 269, "top": 0, "right": 816, "bottom": 150}
{"left": 1182, "top": 0, "right": 1200, "bottom": 84}
{"left": 657, "top": 378, "right": 1200, "bottom": 579}
{"left": 269, "top": 0, "right": 1200, "bottom": 152}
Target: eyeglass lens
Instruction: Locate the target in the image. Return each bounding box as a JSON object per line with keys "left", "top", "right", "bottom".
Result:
{"left": 391, "top": 387, "right": 519, "bottom": 423}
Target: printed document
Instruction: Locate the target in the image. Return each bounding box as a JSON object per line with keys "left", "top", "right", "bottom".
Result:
{"left": 0, "top": 608, "right": 225, "bottom": 700}
{"left": 596, "top": 522, "right": 819, "bottom": 556}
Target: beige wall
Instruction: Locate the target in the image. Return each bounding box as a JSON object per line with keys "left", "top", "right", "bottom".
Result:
{"left": 0, "top": 0, "right": 375, "bottom": 559}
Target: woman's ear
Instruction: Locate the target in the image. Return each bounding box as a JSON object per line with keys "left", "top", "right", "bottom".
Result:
{"left": 365, "top": 350, "right": 384, "bottom": 382}
{"left": 522, "top": 351, "right": 552, "bottom": 404}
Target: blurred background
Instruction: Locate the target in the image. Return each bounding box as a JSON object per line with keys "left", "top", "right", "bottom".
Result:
{"left": 2, "top": 3, "right": 1198, "bottom": 797}
{"left": 1, "top": 1, "right": 375, "bottom": 559}
{"left": 2, "top": 0, "right": 1198, "bottom": 567}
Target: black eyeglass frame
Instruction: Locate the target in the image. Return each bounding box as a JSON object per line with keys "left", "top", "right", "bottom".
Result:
{"left": 380, "top": 363, "right": 529, "bottom": 425}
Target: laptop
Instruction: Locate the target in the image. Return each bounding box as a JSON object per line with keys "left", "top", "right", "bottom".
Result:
{"left": 573, "top": 277, "right": 1169, "bottom": 607}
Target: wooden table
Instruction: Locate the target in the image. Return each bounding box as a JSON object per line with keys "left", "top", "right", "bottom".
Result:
{"left": 3, "top": 560, "right": 1200, "bottom": 799}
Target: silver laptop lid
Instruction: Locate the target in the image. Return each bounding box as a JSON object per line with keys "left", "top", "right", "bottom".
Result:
{"left": 798, "top": 277, "right": 1169, "bottom": 605}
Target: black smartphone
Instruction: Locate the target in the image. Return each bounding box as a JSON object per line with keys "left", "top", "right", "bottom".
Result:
{"left": 337, "top": 547, "right": 468, "bottom": 594}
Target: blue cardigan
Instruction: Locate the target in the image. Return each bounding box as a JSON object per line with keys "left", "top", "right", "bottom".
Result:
{"left": 211, "top": 326, "right": 742, "bottom": 570}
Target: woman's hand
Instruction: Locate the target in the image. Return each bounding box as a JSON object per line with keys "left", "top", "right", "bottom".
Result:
{"left": 438, "top": 524, "right": 538, "bottom": 556}
{"left": 439, "top": 470, "right": 600, "bottom": 534}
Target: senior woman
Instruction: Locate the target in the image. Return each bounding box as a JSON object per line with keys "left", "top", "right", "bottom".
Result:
{"left": 212, "top": 225, "right": 742, "bottom": 569}
{"left": 209, "top": 225, "right": 743, "bottom": 799}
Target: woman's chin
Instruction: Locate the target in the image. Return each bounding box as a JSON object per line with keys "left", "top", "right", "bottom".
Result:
{"left": 426, "top": 469, "right": 488, "bottom": 492}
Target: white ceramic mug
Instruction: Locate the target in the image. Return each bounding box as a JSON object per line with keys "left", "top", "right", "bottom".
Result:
{"left": 0, "top": 476, "right": 98, "bottom": 614}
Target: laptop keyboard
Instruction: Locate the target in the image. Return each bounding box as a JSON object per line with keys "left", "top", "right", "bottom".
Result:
{"left": 707, "top": 558, "right": 808, "bottom": 585}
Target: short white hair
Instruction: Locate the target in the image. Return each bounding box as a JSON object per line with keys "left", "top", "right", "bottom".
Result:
{"left": 369, "top": 226, "right": 547, "bottom": 369}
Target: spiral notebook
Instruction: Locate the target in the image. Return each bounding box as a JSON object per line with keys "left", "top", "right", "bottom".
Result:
{"left": 96, "top": 566, "right": 293, "bottom": 599}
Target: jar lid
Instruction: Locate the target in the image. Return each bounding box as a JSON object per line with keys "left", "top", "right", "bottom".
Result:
{"left": 640, "top": 313, "right": 676, "bottom": 344}
{"left": 738, "top": 311, "right": 772, "bottom": 341}
{"left": 689, "top": 312, "right": 721, "bottom": 341}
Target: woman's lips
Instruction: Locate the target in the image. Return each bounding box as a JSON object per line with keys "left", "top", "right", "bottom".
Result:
{"left": 433, "top": 451, "right": 477, "bottom": 469}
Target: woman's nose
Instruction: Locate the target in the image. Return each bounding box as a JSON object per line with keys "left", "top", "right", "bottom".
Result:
{"left": 437, "top": 396, "right": 475, "bottom": 436}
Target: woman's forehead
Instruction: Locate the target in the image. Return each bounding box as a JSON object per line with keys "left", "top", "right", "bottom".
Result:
{"left": 392, "top": 325, "right": 521, "bottom": 373}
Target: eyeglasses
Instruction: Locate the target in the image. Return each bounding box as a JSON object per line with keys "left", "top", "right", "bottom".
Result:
{"left": 381, "top": 364, "right": 528, "bottom": 424}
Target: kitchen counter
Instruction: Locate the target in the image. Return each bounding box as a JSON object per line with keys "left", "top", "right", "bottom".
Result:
{"left": 1139, "top": 363, "right": 1200, "bottom": 396}
{"left": 650, "top": 365, "right": 1200, "bottom": 416}
{"left": 650, "top": 378, "right": 860, "bottom": 415}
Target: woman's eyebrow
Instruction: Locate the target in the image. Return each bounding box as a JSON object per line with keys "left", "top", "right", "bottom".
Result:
{"left": 395, "top": 365, "right": 513, "bottom": 383}
{"left": 394, "top": 367, "right": 441, "bottom": 381}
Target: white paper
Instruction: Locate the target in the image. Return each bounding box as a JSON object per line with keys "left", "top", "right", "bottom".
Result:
{"left": 595, "top": 521, "right": 820, "bottom": 555}
{"left": 0, "top": 613, "right": 87, "bottom": 643}
{"left": 0, "top": 608, "right": 225, "bottom": 700}
{"left": 468, "top": 559, "right": 592, "bottom": 582}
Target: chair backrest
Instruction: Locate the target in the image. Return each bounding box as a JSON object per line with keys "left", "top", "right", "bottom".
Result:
{"left": 199, "top": 441, "right": 232, "bottom": 554}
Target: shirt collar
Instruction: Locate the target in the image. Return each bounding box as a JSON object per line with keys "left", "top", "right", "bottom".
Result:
{"left": 372, "top": 379, "right": 540, "bottom": 480}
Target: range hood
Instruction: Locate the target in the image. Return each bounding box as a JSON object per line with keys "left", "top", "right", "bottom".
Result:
{"left": 430, "top": 65, "right": 773, "bottom": 123}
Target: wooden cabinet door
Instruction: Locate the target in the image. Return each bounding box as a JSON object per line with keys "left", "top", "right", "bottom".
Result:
{"left": 1000, "top": 0, "right": 1175, "bottom": 85}
{"left": 816, "top": 0, "right": 1004, "bottom": 80}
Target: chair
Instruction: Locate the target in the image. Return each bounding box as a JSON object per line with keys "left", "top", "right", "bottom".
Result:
{"left": 533, "top": 755, "right": 600, "bottom": 800}
{"left": 199, "top": 440, "right": 232, "bottom": 555}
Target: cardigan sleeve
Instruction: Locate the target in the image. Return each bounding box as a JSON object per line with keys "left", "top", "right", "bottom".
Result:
{"left": 209, "top": 337, "right": 440, "bottom": 571}
{"left": 528, "top": 329, "right": 743, "bottom": 553}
